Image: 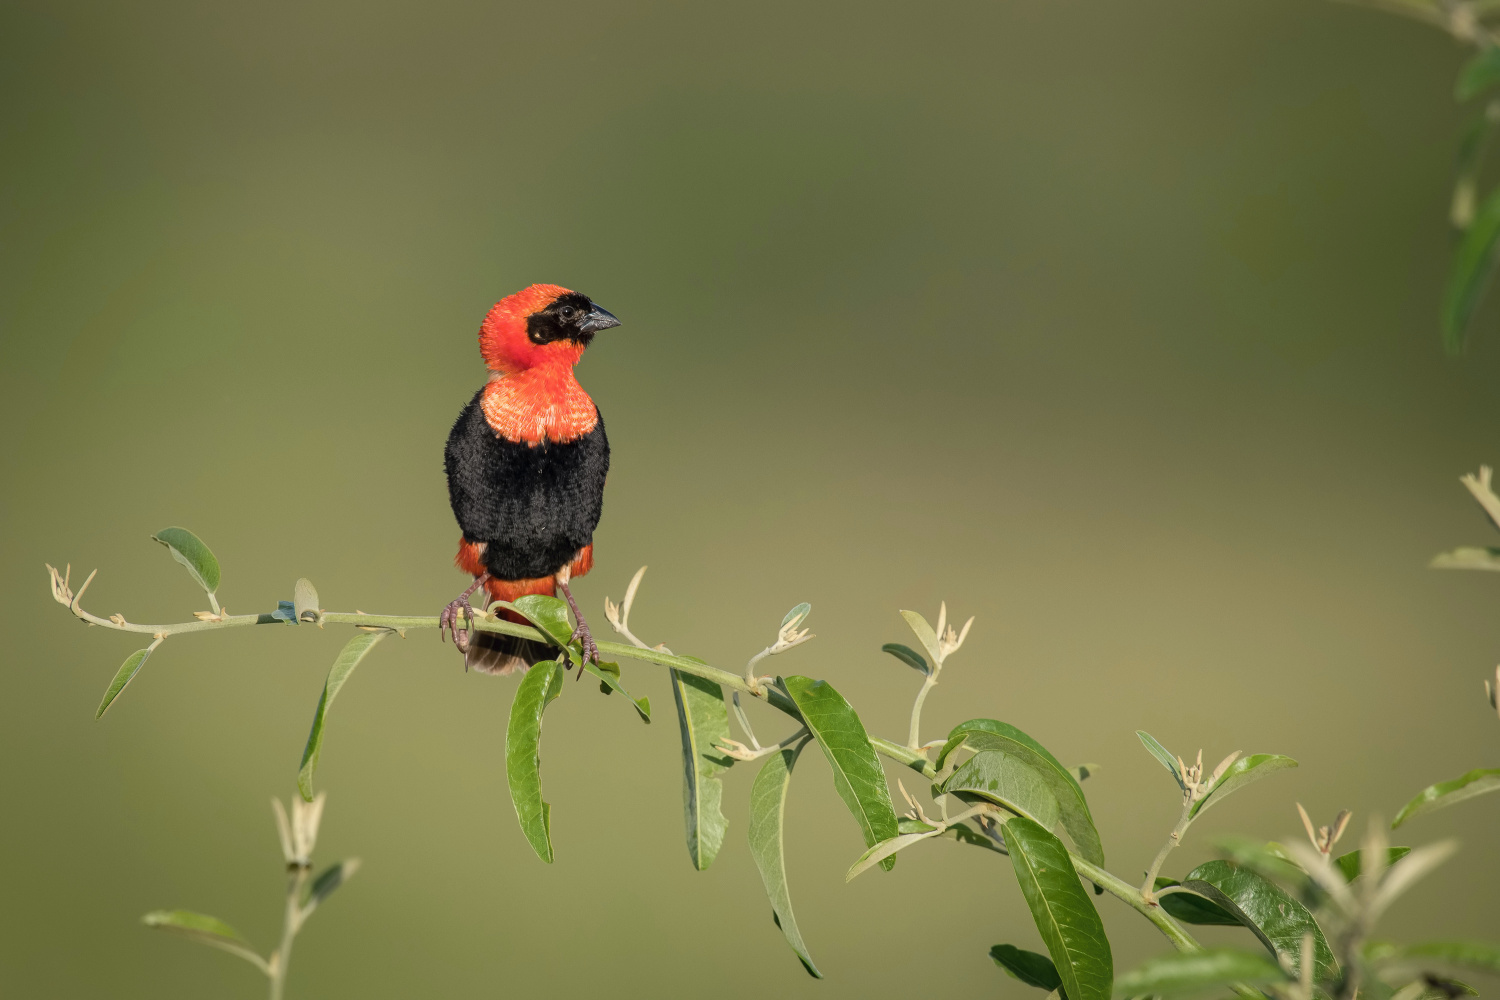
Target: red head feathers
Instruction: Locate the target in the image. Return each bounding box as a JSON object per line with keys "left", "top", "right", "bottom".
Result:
{"left": 477, "top": 284, "right": 620, "bottom": 446}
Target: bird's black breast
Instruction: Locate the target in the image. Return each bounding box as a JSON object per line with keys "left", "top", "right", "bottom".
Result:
{"left": 444, "top": 388, "right": 609, "bottom": 580}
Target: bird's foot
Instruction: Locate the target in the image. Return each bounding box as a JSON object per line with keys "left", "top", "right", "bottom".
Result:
{"left": 568, "top": 617, "right": 600, "bottom": 668}
{"left": 440, "top": 574, "right": 489, "bottom": 655}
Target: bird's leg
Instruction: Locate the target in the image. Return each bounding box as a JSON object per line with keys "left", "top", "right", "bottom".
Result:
{"left": 441, "top": 573, "right": 490, "bottom": 653}
{"left": 555, "top": 578, "right": 599, "bottom": 670}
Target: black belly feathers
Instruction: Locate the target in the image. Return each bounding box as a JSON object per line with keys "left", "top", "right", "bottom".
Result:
{"left": 443, "top": 388, "right": 609, "bottom": 580}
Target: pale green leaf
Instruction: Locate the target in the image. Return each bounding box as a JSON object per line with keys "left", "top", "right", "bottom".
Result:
{"left": 293, "top": 578, "right": 319, "bottom": 622}
{"left": 899, "top": 610, "right": 942, "bottom": 666}
{"left": 297, "top": 631, "right": 390, "bottom": 801}
{"left": 143, "top": 910, "right": 269, "bottom": 974}
{"left": 96, "top": 646, "right": 153, "bottom": 719}
{"left": 151, "top": 527, "right": 221, "bottom": 597}
{"left": 505, "top": 659, "right": 566, "bottom": 863}
{"left": 1191, "top": 753, "right": 1298, "bottom": 818}
{"left": 669, "top": 666, "right": 732, "bottom": 870}
{"left": 1135, "top": 731, "right": 1185, "bottom": 789}
{"left": 1430, "top": 547, "right": 1500, "bottom": 571}
{"left": 583, "top": 660, "right": 650, "bottom": 722}
{"left": 748, "top": 738, "right": 821, "bottom": 978}
{"left": 1113, "top": 949, "right": 1287, "bottom": 998}
{"left": 1393, "top": 768, "right": 1500, "bottom": 828}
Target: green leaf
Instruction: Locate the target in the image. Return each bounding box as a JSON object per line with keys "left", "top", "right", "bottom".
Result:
{"left": 96, "top": 646, "right": 154, "bottom": 719}
{"left": 1191, "top": 753, "right": 1298, "bottom": 818}
{"left": 508, "top": 594, "right": 574, "bottom": 648}
{"left": 1070, "top": 764, "right": 1099, "bottom": 783}
{"left": 881, "top": 642, "right": 930, "bottom": 675}
{"left": 1443, "top": 183, "right": 1500, "bottom": 354}
{"left": 1457, "top": 47, "right": 1500, "bottom": 100}
{"left": 1135, "top": 731, "right": 1185, "bottom": 789}
{"left": 1431, "top": 546, "right": 1500, "bottom": 571}
{"left": 293, "top": 578, "right": 319, "bottom": 622}
{"left": 269, "top": 600, "right": 298, "bottom": 624}
{"left": 505, "top": 659, "right": 566, "bottom": 863}
{"left": 748, "top": 738, "right": 821, "bottom": 978}
{"left": 781, "top": 602, "right": 811, "bottom": 629}
{"left": 1335, "top": 847, "right": 1411, "bottom": 882}
{"left": 1452, "top": 112, "right": 1496, "bottom": 231}
{"left": 303, "top": 859, "right": 361, "bottom": 913}
{"left": 1153, "top": 878, "right": 1242, "bottom": 926}
{"left": 1393, "top": 768, "right": 1500, "bottom": 828}
{"left": 991, "top": 944, "right": 1064, "bottom": 992}
{"left": 845, "top": 829, "right": 947, "bottom": 881}
{"left": 1003, "top": 815, "right": 1113, "bottom": 1000}
{"left": 584, "top": 660, "right": 650, "bottom": 722}
{"left": 151, "top": 527, "right": 221, "bottom": 598}
{"left": 899, "top": 610, "right": 942, "bottom": 666}
{"left": 941, "top": 750, "right": 1061, "bottom": 830}
{"left": 669, "top": 667, "right": 732, "bottom": 870}
{"left": 1182, "top": 860, "right": 1337, "bottom": 981}
{"left": 297, "top": 631, "right": 390, "bottom": 801}
{"left": 142, "top": 910, "right": 269, "bottom": 974}
{"left": 782, "top": 675, "right": 900, "bottom": 871}
{"left": 1113, "top": 949, "right": 1287, "bottom": 998}
{"left": 1373, "top": 941, "right": 1500, "bottom": 976}
{"left": 938, "top": 719, "right": 1104, "bottom": 866}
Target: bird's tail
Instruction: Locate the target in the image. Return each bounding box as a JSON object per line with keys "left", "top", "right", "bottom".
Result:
{"left": 465, "top": 608, "right": 553, "bottom": 676}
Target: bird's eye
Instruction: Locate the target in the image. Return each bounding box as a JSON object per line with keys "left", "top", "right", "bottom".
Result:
{"left": 559, "top": 305, "right": 577, "bottom": 320}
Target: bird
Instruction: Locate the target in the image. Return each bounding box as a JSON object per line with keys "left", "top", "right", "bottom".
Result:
{"left": 440, "top": 283, "right": 619, "bottom": 675}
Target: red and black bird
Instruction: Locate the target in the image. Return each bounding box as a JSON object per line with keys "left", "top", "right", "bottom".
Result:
{"left": 441, "top": 284, "right": 619, "bottom": 674}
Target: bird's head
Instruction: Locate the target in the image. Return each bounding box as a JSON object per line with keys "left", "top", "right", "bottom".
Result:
{"left": 479, "top": 284, "right": 620, "bottom": 374}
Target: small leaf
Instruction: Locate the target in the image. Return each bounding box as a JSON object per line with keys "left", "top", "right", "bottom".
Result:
{"left": 303, "top": 858, "right": 361, "bottom": 913}
{"left": 1191, "top": 753, "right": 1297, "bottom": 818}
{"left": 505, "top": 660, "right": 566, "bottom": 862}
{"left": 1135, "top": 731, "right": 1185, "bottom": 790}
{"left": 96, "top": 647, "right": 153, "bottom": 719}
{"left": 1393, "top": 768, "right": 1500, "bottom": 828}
{"left": 1153, "top": 878, "right": 1242, "bottom": 926}
{"left": 899, "top": 610, "right": 942, "bottom": 666}
{"left": 880, "top": 642, "right": 930, "bottom": 675}
{"left": 669, "top": 666, "right": 732, "bottom": 870}
{"left": 1182, "top": 860, "right": 1337, "bottom": 982}
{"left": 508, "top": 594, "right": 574, "bottom": 648}
{"left": 269, "top": 600, "right": 299, "bottom": 624}
{"left": 1004, "top": 816, "right": 1113, "bottom": 1000}
{"left": 1113, "top": 949, "right": 1287, "bottom": 998}
{"left": 1335, "top": 847, "right": 1411, "bottom": 882}
{"left": 1431, "top": 546, "right": 1500, "bottom": 571}
{"left": 1070, "top": 764, "right": 1099, "bottom": 783}
{"left": 939, "top": 720, "right": 1104, "bottom": 866}
{"left": 297, "top": 631, "right": 390, "bottom": 801}
{"left": 1457, "top": 47, "right": 1500, "bottom": 100}
{"left": 846, "top": 830, "right": 945, "bottom": 881}
{"left": 293, "top": 578, "right": 319, "bottom": 622}
{"left": 781, "top": 602, "right": 811, "bottom": 629}
{"left": 151, "top": 527, "right": 221, "bottom": 597}
{"left": 1443, "top": 183, "right": 1500, "bottom": 354}
{"left": 142, "top": 910, "right": 268, "bottom": 974}
{"left": 991, "top": 944, "right": 1064, "bottom": 992}
{"left": 941, "top": 750, "right": 1061, "bottom": 830}
{"left": 583, "top": 660, "right": 650, "bottom": 722}
{"left": 783, "top": 675, "right": 900, "bottom": 871}
{"left": 748, "top": 738, "right": 821, "bottom": 978}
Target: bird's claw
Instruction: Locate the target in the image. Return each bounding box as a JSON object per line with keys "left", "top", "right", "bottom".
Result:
{"left": 440, "top": 598, "right": 473, "bottom": 653}
{"left": 569, "top": 619, "right": 600, "bottom": 669}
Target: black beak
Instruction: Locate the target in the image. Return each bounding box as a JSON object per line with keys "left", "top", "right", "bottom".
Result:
{"left": 579, "top": 304, "right": 621, "bottom": 334}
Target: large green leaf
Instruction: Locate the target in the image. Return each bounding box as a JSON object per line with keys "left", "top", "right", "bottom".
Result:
{"left": 1443, "top": 183, "right": 1500, "bottom": 354}
{"left": 1393, "top": 768, "right": 1500, "bottom": 828}
{"left": 782, "top": 675, "right": 899, "bottom": 871}
{"left": 938, "top": 719, "right": 1103, "bottom": 865}
{"left": 1191, "top": 753, "right": 1298, "bottom": 818}
{"left": 151, "top": 527, "right": 221, "bottom": 598}
{"left": 942, "top": 750, "right": 1061, "bottom": 830}
{"left": 142, "top": 910, "right": 268, "bottom": 974}
{"left": 1153, "top": 878, "right": 1241, "bottom": 926}
{"left": 96, "top": 646, "right": 154, "bottom": 719}
{"left": 505, "top": 659, "right": 566, "bottom": 863}
{"left": 669, "top": 666, "right": 733, "bottom": 870}
{"left": 1335, "top": 847, "right": 1410, "bottom": 882}
{"left": 1182, "top": 860, "right": 1337, "bottom": 981}
{"left": 297, "top": 631, "right": 390, "bottom": 801}
{"left": 748, "top": 738, "right": 820, "bottom": 978}
{"left": 1457, "top": 47, "right": 1500, "bottom": 101}
{"left": 1113, "top": 949, "right": 1287, "bottom": 998}
{"left": 1004, "top": 816, "right": 1113, "bottom": 1000}
{"left": 991, "top": 943, "right": 1064, "bottom": 992}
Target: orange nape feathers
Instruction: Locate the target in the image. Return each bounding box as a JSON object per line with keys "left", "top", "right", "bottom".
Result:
{"left": 455, "top": 538, "right": 594, "bottom": 610}
{"left": 477, "top": 283, "right": 599, "bottom": 446}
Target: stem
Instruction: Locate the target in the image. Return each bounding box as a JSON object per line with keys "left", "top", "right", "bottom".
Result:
{"left": 269, "top": 866, "right": 309, "bottom": 1000}
{"left": 907, "top": 671, "right": 939, "bottom": 750}
{"left": 1140, "top": 797, "right": 1195, "bottom": 901}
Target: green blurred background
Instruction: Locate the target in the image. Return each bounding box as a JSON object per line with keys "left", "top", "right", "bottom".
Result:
{"left": 5, "top": 0, "right": 1500, "bottom": 996}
